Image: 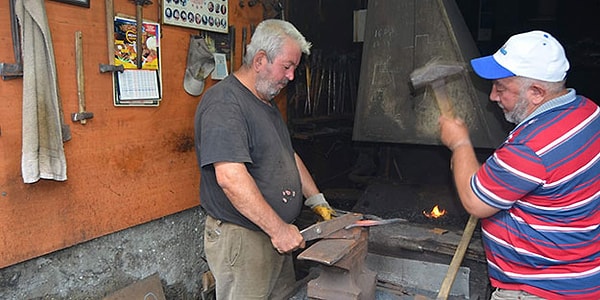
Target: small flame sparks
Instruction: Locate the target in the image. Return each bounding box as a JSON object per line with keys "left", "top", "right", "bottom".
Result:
{"left": 423, "top": 205, "right": 447, "bottom": 219}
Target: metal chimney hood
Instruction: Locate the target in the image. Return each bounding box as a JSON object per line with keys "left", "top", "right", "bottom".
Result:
{"left": 353, "top": 0, "right": 510, "bottom": 148}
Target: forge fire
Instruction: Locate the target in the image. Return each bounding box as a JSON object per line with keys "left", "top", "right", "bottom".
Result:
{"left": 423, "top": 205, "right": 447, "bottom": 219}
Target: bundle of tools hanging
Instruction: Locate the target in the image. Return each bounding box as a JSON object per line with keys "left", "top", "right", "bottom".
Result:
{"left": 292, "top": 51, "right": 360, "bottom": 118}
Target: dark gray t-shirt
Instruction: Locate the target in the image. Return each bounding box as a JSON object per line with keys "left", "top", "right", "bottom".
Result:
{"left": 194, "top": 75, "right": 303, "bottom": 231}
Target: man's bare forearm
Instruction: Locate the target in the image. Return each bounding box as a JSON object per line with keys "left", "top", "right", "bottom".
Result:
{"left": 214, "top": 162, "right": 287, "bottom": 236}
{"left": 294, "top": 153, "right": 320, "bottom": 198}
{"left": 451, "top": 146, "right": 499, "bottom": 218}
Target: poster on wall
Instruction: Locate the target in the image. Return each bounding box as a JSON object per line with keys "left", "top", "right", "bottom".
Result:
{"left": 113, "top": 16, "right": 162, "bottom": 106}
{"left": 162, "top": 0, "right": 229, "bottom": 33}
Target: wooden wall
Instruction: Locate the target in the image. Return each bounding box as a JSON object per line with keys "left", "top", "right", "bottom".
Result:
{"left": 0, "top": 0, "right": 265, "bottom": 268}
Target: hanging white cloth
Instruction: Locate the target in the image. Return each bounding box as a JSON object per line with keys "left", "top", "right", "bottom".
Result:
{"left": 16, "top": 0, "right": 67, "bottom": 183}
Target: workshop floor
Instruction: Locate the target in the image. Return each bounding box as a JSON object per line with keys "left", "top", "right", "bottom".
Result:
{"left": 289, "top": 273, "right": 471, "bottom": 300}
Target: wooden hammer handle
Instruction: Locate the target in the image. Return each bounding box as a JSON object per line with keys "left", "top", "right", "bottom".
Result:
{"left": 75, "top": 31, "right": 86, "bottom": 125}
{"left": 106, "top": 0, "right": 114, "bottom": 63}
{"left": 436, "top": 214, "right": 479, "bottom": 300}
{"left": 431, "top": 79, "right": 455, "bottom": 118}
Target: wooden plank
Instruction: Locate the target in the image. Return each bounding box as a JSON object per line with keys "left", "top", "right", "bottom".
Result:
{"left": 368, "top": 222, "right": 486, "bottom": 263}
{"left": 103, "top": 273, "right": 166, "bottom": 300}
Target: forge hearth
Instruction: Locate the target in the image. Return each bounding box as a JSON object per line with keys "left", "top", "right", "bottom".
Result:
{"left": 347, "top": 182, "right": 470, "bottom": 231}
{"left": 291, "top": 220, "right": 491, "bottom": 299}
{"left": 292, "top": 186, "right": 492, "bottom": 299}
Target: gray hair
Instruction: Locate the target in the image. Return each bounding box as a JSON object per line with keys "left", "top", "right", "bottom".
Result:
{"left": 517, "top": 77, "right": 566, "bottom": 95}
{"left": 243, "top": 19, "right": 312, "bottom": 66}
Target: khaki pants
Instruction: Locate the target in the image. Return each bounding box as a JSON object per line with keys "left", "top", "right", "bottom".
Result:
{"left": 491, "top": 288, "right": 547, "bottom": 300}
{"left": 204, "top": 215, "right": 296, "bottom": 300}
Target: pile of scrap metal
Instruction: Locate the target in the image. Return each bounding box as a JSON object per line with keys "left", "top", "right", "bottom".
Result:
{"left": 298, "top": 212, "right": 407, "bottom": 299}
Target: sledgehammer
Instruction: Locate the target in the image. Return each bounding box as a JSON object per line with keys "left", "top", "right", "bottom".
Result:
{"left": 410, "top": 60, "right": 479, "bottom": 300}
{"left": 409, "top": 60, "right": 464, "bottom": 118}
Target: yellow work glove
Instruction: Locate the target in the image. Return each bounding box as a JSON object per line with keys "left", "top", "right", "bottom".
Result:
{"left": 304, "top": 193, "right": 336, "bottom": 221}
{"left": 312, "top": 205, "right": 336, "bottom": 221}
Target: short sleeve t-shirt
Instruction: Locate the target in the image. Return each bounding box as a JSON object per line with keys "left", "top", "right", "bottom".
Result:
{"left": 194, "top": 75, "right": 303, "bottom": 231}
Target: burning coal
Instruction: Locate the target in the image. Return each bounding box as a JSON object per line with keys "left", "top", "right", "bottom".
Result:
{"left": 423, "top": 205, "right": 447, "bottom": 219}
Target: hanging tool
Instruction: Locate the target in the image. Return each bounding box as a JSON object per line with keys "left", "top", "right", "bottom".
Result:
{"left": 72, "top": 31, "right": 93, "bottom": 124}
{"left": 0, "top": 0, "right": 23, "bottom": 80}
{"left": 241, "top": 27, "right": 247, "bottom": 63}
{"left": 99, "top": 64, "right": 124, "bottom": 73}
{"left": 106, "top": 0, "right": 114, "bottom": 62}
{"left": 229, "top": 25, "right": 236, "bottom": 72}
{"left": 131, "top": 0, "right": 153, "bottom": 69}
{"left": 304, "top": 63, "right": 311, "bottom": 114}
{"left": 99, "top": 0, "right": 124, "bottom": 74}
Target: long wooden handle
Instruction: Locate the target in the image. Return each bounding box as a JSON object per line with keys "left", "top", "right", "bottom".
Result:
{"left": 135, "top": 4, "right": 144, "bottom": 69}
{"left": 436, "top": 214, "right": 479, "bottom": 300}
{"left": 75, "top": 31, "right": 86, "bottom": 125}
{"left": 106, "top": 0, "right": 114, "bottom": 63}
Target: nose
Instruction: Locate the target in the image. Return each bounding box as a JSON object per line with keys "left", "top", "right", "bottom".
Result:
{"left": 489, "top": 85, "right": 500, "bottom": 102}
{"left": 286, "top": 69, "right": 295, "bottom": 81}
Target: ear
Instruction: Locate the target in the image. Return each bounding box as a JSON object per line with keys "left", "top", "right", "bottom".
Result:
{"left": 528, "top": 83, "right": 547, "bottom": 105}
{"left": 252, "top": 50, "right": 268, "bottom": 71}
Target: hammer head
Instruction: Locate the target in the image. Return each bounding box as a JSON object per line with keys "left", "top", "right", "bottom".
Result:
{"left": 410, "top": 60, "right": 465, "bottom": 89}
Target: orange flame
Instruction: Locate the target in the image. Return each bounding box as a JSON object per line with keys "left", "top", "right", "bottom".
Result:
{"left": 423, "top": 205, "right": 447, "bottom": 219}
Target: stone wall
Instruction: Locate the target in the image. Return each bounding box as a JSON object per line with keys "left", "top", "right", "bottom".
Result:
{"left": 0, "top": 207, "right": 208, "bottom": 299}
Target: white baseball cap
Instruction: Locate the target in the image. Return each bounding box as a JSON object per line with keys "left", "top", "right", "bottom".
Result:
{"left": 471, "top": 30, "right": 570, "bottom": 82}
{"left": 184, "top": 36, "right": 215, "bottom": 96}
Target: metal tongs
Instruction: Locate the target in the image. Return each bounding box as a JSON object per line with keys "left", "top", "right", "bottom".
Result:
{"left": 300, "top": 211, "right": 407, "bottom": 242}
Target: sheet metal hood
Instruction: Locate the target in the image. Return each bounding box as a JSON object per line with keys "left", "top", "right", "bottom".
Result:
{"left": 352, "top": 0, "right": 511, "bottom": 148}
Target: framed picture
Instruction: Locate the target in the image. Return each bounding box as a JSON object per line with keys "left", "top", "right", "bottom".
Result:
{"left": 50, "top": 0, "right": 90, "bottom": 8}
{"left": 161, "top": 0, "right": 229, "bottom": 33}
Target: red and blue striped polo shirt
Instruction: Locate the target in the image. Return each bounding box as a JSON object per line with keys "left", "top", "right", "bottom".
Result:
{"left": 472, "top": 89, "right": 600, "bottom": 299}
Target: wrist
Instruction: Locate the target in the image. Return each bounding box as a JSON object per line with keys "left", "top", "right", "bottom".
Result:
{"left": 304, "top": 193, "right": 327, "bottom": 208}
{"left": 450, "top": 140, "right": 472, "bottom": 151}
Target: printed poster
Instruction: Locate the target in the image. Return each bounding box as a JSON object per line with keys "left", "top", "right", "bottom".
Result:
{"left": 114, "top": 16, "right": 160, "bottom": 70}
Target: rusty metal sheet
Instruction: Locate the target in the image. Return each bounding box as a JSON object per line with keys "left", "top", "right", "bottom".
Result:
{"left": 352, "top": 0, "right": 510, "bottom": 148}
{"left": 297, "top": 239, "right": 357, "bottom": 266}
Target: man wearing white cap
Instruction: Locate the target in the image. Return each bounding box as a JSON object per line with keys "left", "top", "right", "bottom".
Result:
{"left": 439, "top": 30, "right": 600, "bottom": 299}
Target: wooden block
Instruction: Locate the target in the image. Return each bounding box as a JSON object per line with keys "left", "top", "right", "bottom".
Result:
{"left": 103, "top": 273, "right": 165, "bottom": 300}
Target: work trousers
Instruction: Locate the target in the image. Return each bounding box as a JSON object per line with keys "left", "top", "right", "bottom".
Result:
{"left": 491, "top": 288, "right": 546, "bottom": 300}
{"left": 204, "top": 215, "right": 296, "bottom": 300}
